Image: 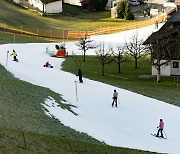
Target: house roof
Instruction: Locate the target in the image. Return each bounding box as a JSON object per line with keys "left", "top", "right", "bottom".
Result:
{"left": 144, "top": 11, "right": 180, "bottom": 44}
{"left": 169, "top": 11, "right": 180, "bottom": 22}
{"left": 144, "top": 11, "right": 180, "bottom": 60}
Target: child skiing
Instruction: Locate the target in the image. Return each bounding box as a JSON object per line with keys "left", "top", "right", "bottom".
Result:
{"left": 112, "top": 89, "right": 118, "bottom": 108}
{"left": 10, "top": 49, "right": 18, "bottom": 62}
{"left": 156, "top": 119, "right": 164, "bottom": 138}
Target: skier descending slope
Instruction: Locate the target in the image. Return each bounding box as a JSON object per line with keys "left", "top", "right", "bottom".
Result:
{"left": 10, "top": 49, "right": 18, "bottom": 62}
{"left": 151, "top": 119, "right": 166, "bottom": 139}
{"left": 156, "top": 119, "right": 164, "bottom": 138}
{"left": 112, "top": 89, "right": 118, "bottom": 108}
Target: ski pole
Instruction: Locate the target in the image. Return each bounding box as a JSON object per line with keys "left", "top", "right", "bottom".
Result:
{"left": 163, "top": 130, "right": 167, "bottom": 138}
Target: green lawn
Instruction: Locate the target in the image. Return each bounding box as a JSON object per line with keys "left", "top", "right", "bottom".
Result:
{"left": 0, "top": 127, "right": 154, "bottom": 154}
{"left": 0, "top": 0, "right": 131, "bottom": 31}
{"left": 62, "top": 56, "right": 180, "bottom": 107}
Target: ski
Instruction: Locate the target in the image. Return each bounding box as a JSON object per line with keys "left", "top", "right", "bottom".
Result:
{"left": 151, "top": 134, "right": 166, "bottom": 139}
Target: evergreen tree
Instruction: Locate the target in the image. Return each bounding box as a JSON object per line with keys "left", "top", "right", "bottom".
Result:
{"left": 125, "top": 2, "right": 134, "bottom": 20}
{"left": 116, "top": 0, "right": 127, "bottom": 19}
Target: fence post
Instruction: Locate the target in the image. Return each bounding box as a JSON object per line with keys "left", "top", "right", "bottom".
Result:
{"left": 13, "top": 34, "right": 16, "bottom": 43}
{"left": 21, "top": 26, "right": 23, "bottom": 34}
{"left": 37, "top": 28, "right": 38, "bottom": 38}
{"left": 4, "top": 23, "right": 5, "bottom": 32}
{"left": 63, "top": 29, "right": 64, "bottom": 41}
{"left": 50, "top": 28, "right": 52, "bottom": 38}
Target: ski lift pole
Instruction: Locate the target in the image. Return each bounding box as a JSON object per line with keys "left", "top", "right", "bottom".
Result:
{"left": 6, "top": 50, "right": 9, "bottom": 66}
{"left": 74, "top": 80, "right": 78, "bottom": 102}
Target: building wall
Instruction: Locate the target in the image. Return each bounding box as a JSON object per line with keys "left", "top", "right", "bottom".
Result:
{"left": 46, "top": 1, "right": 62, "bottom": 13}
{"left": 13, "top": 0, "right": 21, "bottom": 3}
{"left": 106, "top": 0, "right": 121, "bottom": 10}
{"left": 63, "top": 0, "right": 82, "bottom": 6}
{"left": 111, "top": 7, "right": 117, "bottom": 18}
{"left": 170, "top": 60, "right": 180, "bottom": 75}
{"left": 152, "top": 60, "right": 171, "bottom": 76}
{"left": 29, "top": 0, "right": 43, "bottom": 10}
{"left": 64, "top": 0, "right": 120, "bottom": 9}
{"left": 152, "top": 60, "right": 180, "bottom": 76}
{"left": 29, "top": 0, "right": 62, "bottom": 13}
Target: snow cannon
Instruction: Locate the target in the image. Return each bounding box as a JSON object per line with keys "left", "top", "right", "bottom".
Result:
{"left": 55, "top": 43, "right": 67, "bottom": 58}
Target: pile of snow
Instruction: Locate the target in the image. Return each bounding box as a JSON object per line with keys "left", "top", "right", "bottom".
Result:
{"left": 0, "top": 24, "right": 180, "bottom": 153}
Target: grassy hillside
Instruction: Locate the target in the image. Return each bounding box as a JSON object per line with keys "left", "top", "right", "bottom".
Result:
{"left": 62, "top": 56, "right": 180, "bottom": 107}
{"left": 0, "top": 127, "right": 155, "bottom": 154}
{"left": 0, "top": 64, "right": 100, "bottom": 142}
{"left": 0, "top": 0, "right": 131, "bottom": 31}
{"left": 0, "top": 31, "right": 52, "bottom": 44}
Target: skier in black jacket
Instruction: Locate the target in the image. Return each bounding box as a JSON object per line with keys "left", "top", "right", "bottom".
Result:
{"left": 77, "top": 68, "right": 83, "bottom": 83}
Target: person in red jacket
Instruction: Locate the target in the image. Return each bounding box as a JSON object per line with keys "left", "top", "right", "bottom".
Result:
{"left": 156, "top": 119, "right": 164, "bottom": 137}
{"left": 43, "top": 61, "right": 53, "bottom": 68}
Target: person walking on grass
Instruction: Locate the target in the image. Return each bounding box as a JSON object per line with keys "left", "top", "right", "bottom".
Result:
{"left": 112, "top": 89, "right": 118, "bottom": 108}
{"left": 156, "top": 119, "right": 164, "bottom": 138}
{"left": 10, "top": 49, "right": 18, "bottom": 62}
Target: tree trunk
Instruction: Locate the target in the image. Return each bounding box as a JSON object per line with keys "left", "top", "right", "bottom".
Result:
{"left": 135, "top": 58, "right": 138, "bottom": 68}
{"left": 118, "top": 61, "right": 121, "bottom": 73}
{"left": 83, "top": 51, "right": 86, "bottom": 62}
{"left": 102, "top": 63, "right": 104, "bottom": 76}
{"left": 157, "top": 66, "right": 161, "bottom": 83}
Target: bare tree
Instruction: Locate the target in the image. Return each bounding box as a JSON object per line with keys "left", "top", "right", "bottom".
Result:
{"left": 76, "top": 35, "right": 98, "bottom": 62}
{"left": 95, "top": 44, "right": 114, "bottom": 76}
{"left": 145, "top": 32, "right": 180, "bottom": 82}
{"left": 125, "top": 34, "right": 147, "bottom": 68}
{"left": 113, "top": 46, "right": 128, "bottom": 73}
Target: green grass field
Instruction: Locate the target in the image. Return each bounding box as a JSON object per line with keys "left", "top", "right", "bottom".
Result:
{"left": 0, "top": 0, "right": 131, "bottom": 31}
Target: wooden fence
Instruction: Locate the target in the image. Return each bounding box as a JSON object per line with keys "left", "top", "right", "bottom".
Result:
{"left": 0, "top": 12, "right": 168, "bottom": 41}
{"left": 67, "top": 12, "right": 168, "bottom": 39}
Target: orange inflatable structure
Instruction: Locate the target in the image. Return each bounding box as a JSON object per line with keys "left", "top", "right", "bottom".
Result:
{"left": 55, "top": 49, "right": 66, "bottom": 58}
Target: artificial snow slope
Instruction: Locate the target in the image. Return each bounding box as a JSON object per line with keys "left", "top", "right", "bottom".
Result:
{"left": 1, "top": 24, "right": 180, "bottom": 154}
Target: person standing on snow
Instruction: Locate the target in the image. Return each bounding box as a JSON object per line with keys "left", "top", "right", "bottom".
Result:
{"left": 112, "top": 89, "right": 118, "bottom": 108}
{"left": 77, "top": 68, "right": 83, "bottom": 83}
{"left": 10, "top": 49, "right": 18, "bottom": 62}
{"left": 155, "top": 20, "right": 158, "bottom": 29}
{"left": 156, "top": 119, "right": 164, "bottom": 137}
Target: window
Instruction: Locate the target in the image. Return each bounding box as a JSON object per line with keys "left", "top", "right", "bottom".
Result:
{"left": 173, "top": 62, "right": 179, "bottom": 68}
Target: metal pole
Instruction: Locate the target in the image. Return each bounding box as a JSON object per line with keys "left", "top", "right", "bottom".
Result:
{"left": 74, "top": 81, "right": 78, "bottom": 102}
{"left": 6, "top": 51, "right": 9, "bottom": 66}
